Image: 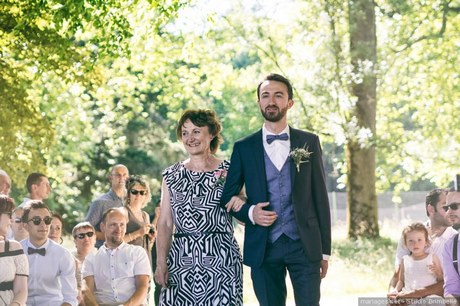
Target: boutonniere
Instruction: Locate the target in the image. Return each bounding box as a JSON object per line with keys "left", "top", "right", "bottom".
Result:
{"left": 214, "top": 169, "right": 227, "bottom": 187}
{"left": 289, "top": 145, "right": 313, "bottom": 172}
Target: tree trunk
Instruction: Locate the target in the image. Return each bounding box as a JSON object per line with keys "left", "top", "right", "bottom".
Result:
{"left": 346, "top": 0, "right": 379, "bottom": 239}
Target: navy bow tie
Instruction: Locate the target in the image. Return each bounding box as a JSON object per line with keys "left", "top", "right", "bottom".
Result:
{"left": 28, "top": 247, "right": 46, "bottom": 256}
{"left": 266, "top": 133, "right": 289, "bottom": 144}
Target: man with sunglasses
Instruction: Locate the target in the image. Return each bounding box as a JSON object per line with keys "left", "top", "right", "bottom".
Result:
{"left": 388, "top": 188, "right": 457, "bottom": 302}
{"left": 85, "top": 164, "right": 129, "bottom": 248}
{"left": 442, "top": 190, "right": 460, "bottom": 305}
{"left": 20, "top": 200, "right": 78, "bottom": 306}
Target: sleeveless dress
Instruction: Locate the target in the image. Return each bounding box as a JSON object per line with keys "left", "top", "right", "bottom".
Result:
{"left": 0, "top": 239, "right": 29, "bottom": 305}
{"left": 160, "top": 160, "right": 243, "bottom": 306}
{"left": 402, "top": 253, "right": 437, "bottom": 291}
{"left": 126, "top": 207, "right": 152, "bottom": 265}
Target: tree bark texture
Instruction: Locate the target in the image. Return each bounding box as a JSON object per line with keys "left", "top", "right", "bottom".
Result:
{"left": 346, "top": 0, "right": 379, "bottom": 239}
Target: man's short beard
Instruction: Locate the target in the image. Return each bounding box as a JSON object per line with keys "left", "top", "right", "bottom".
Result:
{"left": 261, "top": 106, "right": 288, "bottom": 122}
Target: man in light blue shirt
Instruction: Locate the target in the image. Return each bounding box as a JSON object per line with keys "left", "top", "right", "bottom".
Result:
{"left": 85, "top": 164, "right": 129, "bottom": 248}
{"left": 21, "top": 201, "right": 78, "bottom": 306}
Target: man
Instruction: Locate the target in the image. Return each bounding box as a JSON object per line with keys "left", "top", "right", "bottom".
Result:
{"left": 388, "top": 188, "right": 456, "bottom": 302}
{"left": 221, "top": 73, "right": 331, "bottom": 306}
{"left": 0, "top": 169, "right": 11, "bottom": 196}
{"left": 19, "top": 172, "right": 51, "bottom": 207}
{"left": 85, "top": 164, "right": 129, "bottom": 248}
{"left": 82, "top": 207, "right": 150, "bottom": 306}
{"left": 20, "top": 201, "right": 78, "bottom": 306}
{"left": 442, "top": 190, "right": 460, "bottom": 305}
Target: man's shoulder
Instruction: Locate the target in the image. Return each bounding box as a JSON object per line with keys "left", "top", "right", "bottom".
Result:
{"left": 235, "top": 130, "right": 261, "bottom": 145}
{"left": 90, "top": 190, "right": 120, "bottom": 207}
{"left": 289, "top": 126, "right": 318, "bottom": 139}
{"left": 48, "top": 240, "right": 74, "bottom": 258}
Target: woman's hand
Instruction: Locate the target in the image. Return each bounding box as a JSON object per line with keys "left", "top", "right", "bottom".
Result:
{"left": 155, "top": 263, "right": 170, "bottom": 288}
{"left": 225, "top": 195, "right": 246, "bottom": 212}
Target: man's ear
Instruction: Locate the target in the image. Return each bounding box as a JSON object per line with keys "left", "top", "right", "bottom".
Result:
{"left": 426, "top": 204, "right": 435, "bottom": 216}
{"left": 288, "top": 99, "right": 294, "bottom": 109}
{"left": 100, "top": 222, "right": 105, "bottom": 233}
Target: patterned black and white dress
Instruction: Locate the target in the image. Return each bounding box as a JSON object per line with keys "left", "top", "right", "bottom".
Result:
{"left": 160, "top": 160, "right": 243, "bottom": 306}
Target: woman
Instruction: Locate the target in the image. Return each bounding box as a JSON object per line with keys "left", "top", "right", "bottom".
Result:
{"left": 0, "top": 195, "right": 28, "bottom": 306}
{"left": 124, "top": 175, "right": 155, "bottom": 264}
{"left": 71, "top": 222, "right": 96, "bottom": 306}
{"left": 48, "top": 212, "right": 64, "bottom": 244}
{"left": 155, "top": 109, "right": 244, "bottom": 306}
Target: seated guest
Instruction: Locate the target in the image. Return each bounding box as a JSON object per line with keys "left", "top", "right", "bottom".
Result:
{"left": 443, "top": 190, "right": 460, "bottom": 306}
{"left": 0, "top": 195, "right": 28, "bottom": 306}
{"left": 21, "top": 200, "right": 78, "bottom": 306}
{"left": 82, "top": 207, "right": 150, "bottom": 306}
{"left": 48, "top": 212, "right": 64, "bottom": 244}
{"left": 9, "top": 207, "right": 29, "bottom": 242}
{"left": 71, "top": 222, "right": 96, "bottom": 305}
{"left": 124, "top": 175, "right": 155, "bottom": 264}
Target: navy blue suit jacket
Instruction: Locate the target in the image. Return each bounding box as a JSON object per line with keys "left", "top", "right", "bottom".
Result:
{"left": 220, "top": 126, "right": 331, "bottom": 268}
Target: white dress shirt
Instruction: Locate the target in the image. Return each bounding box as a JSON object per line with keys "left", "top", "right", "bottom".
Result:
{"left": 82, "top": 242, "right": 151, "bottom": 306}
{"left": 262, "top": 124, "right": 291, "bottom": 171}
{"left": 21, "top": 239, "right": 78, "bottom": 306}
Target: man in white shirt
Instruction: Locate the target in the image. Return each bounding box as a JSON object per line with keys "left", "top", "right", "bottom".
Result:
{"left": 82, "top": 207, "right": 150, "bottom": 306}
{"left": 21, "top": 201, "right": 78, "bottom": 306}
{"left": 19, "top": 173, "right": 51, "bottom": 208}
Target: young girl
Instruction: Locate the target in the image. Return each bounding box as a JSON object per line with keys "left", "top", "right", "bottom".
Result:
{"left": 388, "top": 222, "right": 444, "bottom": 305}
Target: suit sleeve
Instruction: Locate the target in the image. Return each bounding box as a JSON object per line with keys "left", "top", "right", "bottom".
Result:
{"left": 220, "top": 142, "right": 252, "bottom": 224}
{"left": 311, "top": 135, "right": 332, "bottom": 256}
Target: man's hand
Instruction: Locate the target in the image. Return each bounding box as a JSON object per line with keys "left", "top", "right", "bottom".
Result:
{"left": 252, "top": 202, "right": 277, "bottom": 226}
{"left": 320, "top": 260, "right": 328, "bottom": 278}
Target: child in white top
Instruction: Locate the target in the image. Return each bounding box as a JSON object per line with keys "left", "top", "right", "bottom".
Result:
{"left": 388, "top": 222, "right": 444, "bottom": 305}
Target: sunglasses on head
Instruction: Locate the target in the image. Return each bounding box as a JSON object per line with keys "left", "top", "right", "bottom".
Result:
{"left": 442, "top": 202, "right": 460, "bottom": 212}
{"left": 75, "top": 232, "right": 94, "bottom": 239}
{"left": 27, "top": 216, "right": 52, "bottom": 226}
{"left": 130, "top": 189, "right": 148, "bottom": 196}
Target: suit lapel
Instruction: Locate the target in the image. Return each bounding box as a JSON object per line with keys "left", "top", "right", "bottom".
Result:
{"left": 252, "top": 129, "right": 268, "bottom": 197}
{"left": 289, "top": 127, "right": 303, "bottom": 189}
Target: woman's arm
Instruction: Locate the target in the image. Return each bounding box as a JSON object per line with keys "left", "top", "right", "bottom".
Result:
{"left": 155, "top": 179, "right": 174, "bottom": 288}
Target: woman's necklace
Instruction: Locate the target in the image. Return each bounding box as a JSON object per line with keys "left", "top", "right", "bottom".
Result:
{"left": 188, "top": 155, "right": 215, "bottom": 172}
{"left": 128, "top": 205, "right": 143, "bottom": 220}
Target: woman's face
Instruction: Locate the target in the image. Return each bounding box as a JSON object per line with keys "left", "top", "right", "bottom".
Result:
{"left": 48, "top": 217, "right": 63, "bottom": 243}
{"left": 180, "top": 119, "right": 214, "bottom": 156}
{"left": 129, "top": 183, "right": 149, "bottom": 207}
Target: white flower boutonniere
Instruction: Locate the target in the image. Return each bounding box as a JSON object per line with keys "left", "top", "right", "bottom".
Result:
{"left": 214, "top": 169, "right": 227, "bottom": 187}
{"left": 289, "top": 145, "right": 313, "bottom": 172}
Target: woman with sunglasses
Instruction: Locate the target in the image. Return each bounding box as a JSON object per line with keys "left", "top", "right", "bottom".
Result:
{"left": 124, "top": 175, "right": 155, "bottom": 265}
{"left": 10, "top": 207, "right": 29, "bottom": 242}
{"left": 71, "top": 222, "right": 96, "bottom": 305}
{"left": 0, "top": 195, "right": 28, "bottom": 306}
